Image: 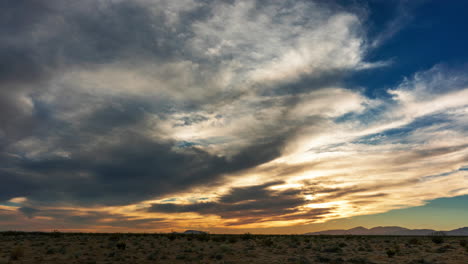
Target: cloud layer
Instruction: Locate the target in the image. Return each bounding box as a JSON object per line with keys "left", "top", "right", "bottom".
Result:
{"left": 0, "top": 0, "right": 467, "bottom": 232}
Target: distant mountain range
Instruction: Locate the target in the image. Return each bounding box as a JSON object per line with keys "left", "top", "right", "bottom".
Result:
{"left": 179, "top": 230, "right": 208, "bottom": 235}
{"left": 305, "top": 226, "right": 468, "bottom": 236}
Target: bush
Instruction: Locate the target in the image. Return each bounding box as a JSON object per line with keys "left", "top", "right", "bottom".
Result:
{"left": 298, "top": 255, "right": 311, "bottom": 264}
{"left": 261, "top": 238, "right": 274, "bottom": 247}
{"left": 52, "top": 229, "right": 62, "bottom": 238}
{"left": 431, "top": 236, "right": 444, "bottom": 244}
{"left": 116, "top": 242, "right": 126, "bottom": 250}
{"left": 220, "top": 244, "right": 232, "bottom": 253}
{"left": 459, "top": 239, "right": 467, "bottom": 247}
{"left": 348, "top": 257, "right": 374, "bottom": 264}
{"left": 167, "top": 233, "right": 177, "bottom": 241}
{"left": 240, "top": 232, "right": 253, "bottom": 240}
{"left": 386, "top": 249, "right": 396, "bottom": 258}
{"left": 408, "top": 238, "right": 420, "bottom": 245}
{"left": 109, "top": 234, "right": 120, "bottom": 241}
{"left": 322, "top": 246, "right": 342, "bottom": 253}
{"left": 196, "top": 233, "right": 210, "bottom": 242}
{"left": 435, "top": 245, "right": 453, "bottom": 253}
{"left": 315, "top": 255, "right": 331, "bottom": 262}
{"left": 212, "top": 235, "right": 227, "bottom": 242}
{"left": 10, "top": 246, "right": 24, "bottom": 260}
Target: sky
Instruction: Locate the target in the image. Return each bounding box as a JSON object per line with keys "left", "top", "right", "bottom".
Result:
{"left": 0, "top": 0, "right": 467, "bottom": 234}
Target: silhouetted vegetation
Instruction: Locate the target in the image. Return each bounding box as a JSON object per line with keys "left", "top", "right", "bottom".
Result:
{"left": 0, "top": 231, "right": 467, "bottom": 263}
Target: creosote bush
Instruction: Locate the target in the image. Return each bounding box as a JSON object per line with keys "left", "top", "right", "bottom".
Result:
{"left": 116, "top": 242, "right": 126, "bottom": 250}
{"left": 431, "top": 236, "right": 444, "bottom": 244}
{"left": 459, "top": 239, "right": 467, "bottom": 247}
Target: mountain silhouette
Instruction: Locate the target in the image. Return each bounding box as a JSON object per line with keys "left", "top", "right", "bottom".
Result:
{"left": 305, "top": 226, "right": 468, "bottom": 236}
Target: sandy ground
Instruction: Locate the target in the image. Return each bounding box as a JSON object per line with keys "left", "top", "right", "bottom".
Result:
{"left": 0, "top": 232, "right": 467, "bottom": 263}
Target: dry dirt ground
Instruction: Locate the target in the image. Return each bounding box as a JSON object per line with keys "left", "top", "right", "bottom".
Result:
{"left": 1, "top": 232, "right": 467, "bottom": 264}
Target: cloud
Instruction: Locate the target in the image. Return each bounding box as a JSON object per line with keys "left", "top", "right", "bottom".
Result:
{"left": 0, "top": 206, "right": 170, "bottom": 231}
{"left": 18, "top": 207, "right": 39, "bottom": 219}
{"left": 148, "top": 181, "right": 333, "bottom": 226}
{"left": 2, "top": 130, "right": 292, "bottom": 206}
{"left": 1, "top": 0, "right": 373, "bottom": 206}
{"left": 0, "top": 0, "right": 466, "bottom": 231}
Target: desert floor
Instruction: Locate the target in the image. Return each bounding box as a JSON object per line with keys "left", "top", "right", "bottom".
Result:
{"left": 1, "top": 232, "right": 467, "bottom": 264}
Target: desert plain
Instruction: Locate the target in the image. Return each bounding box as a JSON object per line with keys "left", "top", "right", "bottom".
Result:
{"left": 1, "top": 232, "right": 467, "bottom": 264}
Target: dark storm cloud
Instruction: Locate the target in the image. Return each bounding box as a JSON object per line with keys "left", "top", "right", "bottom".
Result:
{"left": 34, "top": 209, "right": 167, "bottom": 228}
{"left": 0, "top": 0, "right": 210, "bottom": 144}
{"left": 0, "top": 0, "right": 218, "bottom": 205}
{"left": 0, "top": 207, "right": 170, "bottom": 230}
{"left": 0, "top": 168, "right": 37, "bottom": 202}
{"left": 0, "top": 0, "right": 386, "bottom": 225}
{"left": 147, "top": 181, "right": 332, "bottom": 225}
{"left": 0, "top": 128, "right": 288, "bottom": 205}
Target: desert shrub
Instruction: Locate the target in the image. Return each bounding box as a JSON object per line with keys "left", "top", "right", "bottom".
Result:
{"left": 220, "top": 244, "right": 232, "bottom": 253}
{"left": 297, "top": 255, "right": 311, "bottom": 264}
{"left": 408, "top": 238, "right": 420, "bottom": 245}
{"left": 52, "top": 229, "right": 62, "bottom": 238}
{"left": 212, "top": 235, "right": 227, "bottom": 242}
{"left": 290, "top": 236, "right": 299, "bottom": 244}
{"left": 409, "top": 258, "right": 435, "bottom": 264}
{"left": 435, "top": 245, "right": 454, "bottom": 253}
{"left": 338, "top": 242, "right": 347, "bottom": 248}
{"left": 431, "top": 236, "right": 444, "bottom": 244}
{"left": 116, "top": 242, "right": 126, "bottom": 250}
{"left": 459, "top": 239, "right": 467, "bottom": 247}
{"left": 228, "top": 236, "right": 238, "bottom": 243}
{"left": 10, "top": 246, "right": 24, "bottom": 260}
{"left": 183, "top": 247, "right": 193, "bottom": 253}
{"left": 315, "top": 255, "right": 331, "bottom": 262}
{"left": 109, "top": 234, "right": 120, "bottom": 241}
{"left": 333, "top": 257, "right": 345, "bottom": 263}
{"left": 167, "top": 233, "right": 177, "bottom": 241}
{"left": 196, "top": 253, "right": 205, "bottom": 260}
{"left": 58, "top": 246, "right": 67, "bottom": 254}
{"left": 386, "top": 249, "right": 396, "bottom": 258}
{"left": 196, "top": 233, "right": 210, "bottom": 242}
{"left": 261, "top": 238, "right": 274, "bottom": 247}
{"left": 288, "top": 242, "right": 299, "bottom": 248}
{"left": 348, "top": 257, "right": 374, "bottom": 264}
{"left": 175, "top": 254, "right": 186, "bottom": 260}
{"left": 210, "top": 253, "right": 223, "bottom": 260}
{"left": 241, "top": 232, "right": 253, "bottom": 240}
{"left": 322, "top": 245, "right": 342, "bottom": 253}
